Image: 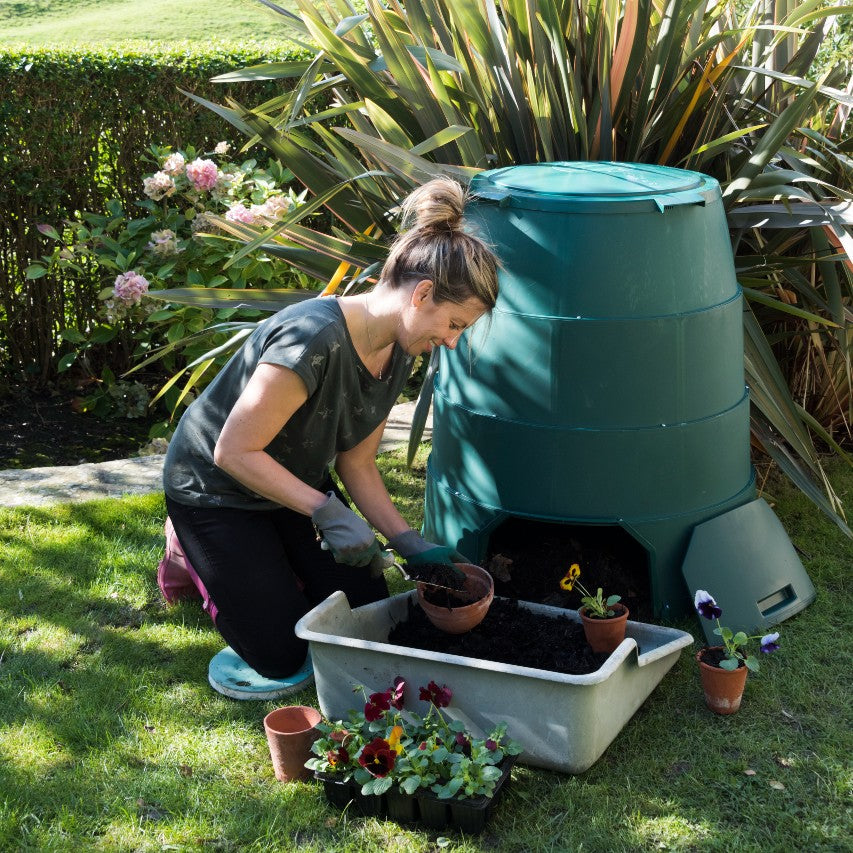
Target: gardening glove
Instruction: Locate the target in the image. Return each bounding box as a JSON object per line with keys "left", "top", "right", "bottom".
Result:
{"left": 311, "top": 492, "right": 384, "bottom": 567}
{"left": 387, "top": 529, "right": 468, "bottom": 579}
{"left": 367, "top": 549, "right": 396, "bottom": 580}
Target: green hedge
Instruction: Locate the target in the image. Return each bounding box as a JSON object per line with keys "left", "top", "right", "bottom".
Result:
{"left": 0, "top": 46, "right": 302, "bottom": 389}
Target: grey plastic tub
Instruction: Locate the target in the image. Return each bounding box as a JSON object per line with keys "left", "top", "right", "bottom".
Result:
{"left": 295, "top": 591, "right": 693, "bottom": 773}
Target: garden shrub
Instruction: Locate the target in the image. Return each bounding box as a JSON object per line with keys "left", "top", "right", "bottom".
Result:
{"left": 28, "top": 142, "right": 316, "bottom": 429}
{"left": 0, "top": 45, "right": 307, "bottom": 390}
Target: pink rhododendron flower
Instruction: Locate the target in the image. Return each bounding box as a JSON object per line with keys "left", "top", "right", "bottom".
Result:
{"left": 185, "top": 158, "right": 219, "bottom": 191}
{"left": 214, "top": 141, "right": 231, "bottom": 155}
{"left": 161, "top": 152, "right": 185, "bottom": 175}
{"left": 142, "top": 171, "right": 176, "bottom": 201}
{"left": 113, "top": 271, "right": 149, "bottom": 306}
{"left": 225, "top": 203, "right": 259, "bottom": 225}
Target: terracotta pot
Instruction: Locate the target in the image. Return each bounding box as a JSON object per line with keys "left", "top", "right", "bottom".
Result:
{"left": 417, "top": 563, "right": 494, "bottom": 634}
{"left": 696, "top": 647, "right": 748, "bottom": 715}
{"left": 579, "top": 604, "right": 629, "bottom": 654}
{"left": 263, "top": 705, "right": 322, "bottom": 782}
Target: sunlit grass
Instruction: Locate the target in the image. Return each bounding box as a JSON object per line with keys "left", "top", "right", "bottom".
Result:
{"left": 0, "top": 447, "right": 850, "bottom": 850}
{"left": 0, "top": 0, "right": 296, "bottom": 47}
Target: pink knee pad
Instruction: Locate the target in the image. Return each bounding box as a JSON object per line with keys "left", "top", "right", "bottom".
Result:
{"left": 157, "top": 517, "right": 218, "bottom": 624}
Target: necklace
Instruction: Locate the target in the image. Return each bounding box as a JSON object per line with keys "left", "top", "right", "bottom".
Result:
{"left": 362, "top": 301, "right": 384, "bottom": 380}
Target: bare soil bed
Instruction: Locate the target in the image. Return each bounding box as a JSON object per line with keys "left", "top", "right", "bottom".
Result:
{"left": 0, "top": 389, "right": 159, "bottom": 469}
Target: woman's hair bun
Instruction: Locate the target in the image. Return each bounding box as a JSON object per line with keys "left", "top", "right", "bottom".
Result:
{"left": 399, "top": 177, "right": 466, "bottom": 233}
{"left": 382, "top": 176, "right": 499, "bottom": 310}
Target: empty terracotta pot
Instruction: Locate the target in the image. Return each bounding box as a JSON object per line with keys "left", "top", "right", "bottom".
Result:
{"left": 416, "top": 563, "right": 494, "bottom": 634}
{"left": 263, "top": 705, "right": 322, "bottom": 782}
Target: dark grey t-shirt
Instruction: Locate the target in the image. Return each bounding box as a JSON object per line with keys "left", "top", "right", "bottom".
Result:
{"left": 163, "top": 298, "right": 414, "bottom": 509}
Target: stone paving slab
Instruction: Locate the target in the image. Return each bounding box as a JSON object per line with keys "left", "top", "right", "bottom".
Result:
{"left": 0, "top": 401, "right": 430, "bottom": 508}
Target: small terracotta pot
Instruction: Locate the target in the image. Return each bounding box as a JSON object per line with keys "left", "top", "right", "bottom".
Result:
{"left": 263, "top": 705, "right": 322, "bottom": 782}
{"left": 696, "top": 647, "right": 748, "bottom": 715}
{"left": 579, "top": 604, "right": 629, "bottom": 654}
{"left": 416, "top": 563, "right": 494, "bottom": 634}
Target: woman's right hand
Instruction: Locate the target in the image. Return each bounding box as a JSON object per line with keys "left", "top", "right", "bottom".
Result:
{"left": 311, "top": 492, "right": 384, "bottom": 567}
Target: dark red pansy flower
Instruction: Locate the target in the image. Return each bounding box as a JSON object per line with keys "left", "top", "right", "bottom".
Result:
{"left": 419, "top": 680, "right": 452, "bottom": 708}
{"left": 326, "top": 746, "right": 349, "bottom": 767}
{"left": 485, "top": 739, "right": 498, "bottom": 751}
{"left": 364, "top": 689, "right": 392, "bottom": 721}
{"left": 455, "top": 732, "right": 471, "bottom": 756}
{"left": 364, "top": 702, "right": 384, "bottom": 722}
{"left": 330, "top": 729, "right": 349, "bottom": 744}
{"left": 358, "top": 737, "right": 396, "bottom": 778}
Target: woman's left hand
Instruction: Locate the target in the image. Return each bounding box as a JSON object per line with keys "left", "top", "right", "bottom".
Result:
{"left": 387, "top": 529, "right": 470, "bottom": 567}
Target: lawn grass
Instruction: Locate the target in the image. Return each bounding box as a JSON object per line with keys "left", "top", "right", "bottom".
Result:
{"left": 0, "top": 447, "right": 850, "bottom": 851}
{"left": 0, "top": 0, "right": 295, "bottom": 47}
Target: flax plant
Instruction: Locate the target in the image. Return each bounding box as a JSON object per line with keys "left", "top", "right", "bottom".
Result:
{"left": 158, "top": 0, "right": 852, "bottom": 530}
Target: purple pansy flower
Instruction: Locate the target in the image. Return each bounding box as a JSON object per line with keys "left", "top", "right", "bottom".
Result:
{"left": 694, "top": 589, "right": 722, "bottom": 620}
{"left": 760, "top": 632, "right": 780, "bottom": 654}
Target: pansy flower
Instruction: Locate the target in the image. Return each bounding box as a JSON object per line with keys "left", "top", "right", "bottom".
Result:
{"left": 326, "top": 746, "right": 349, "bottom": 767}
{"left": 419, "top": 680, "right": 452, "bottom": 708}
{"left": 694, "top": 589, "right": 722, "bottom": 620}
{"left": 455, "top": 732, "right": 472, "bottom": 756}
{"left": 387, "top": 725, "right": 405, "bottom": 755}
{"left": 559, "top": 563, "right": 581, "bottom": 591}
{"left": 358, "top": 737, "right": 397, "bottom": 777}
{"left": 391, "top": 676, "right": 406, "bottom": 710}
{"left": 760, "top": 632, "right": 780, "bottom": 654}
{"left": 364, "top": 689, "right": 392, "bottom": 721}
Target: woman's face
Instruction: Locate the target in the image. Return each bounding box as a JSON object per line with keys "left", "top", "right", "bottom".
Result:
{"left": 402, "top": 280, "right": 489, "bottom": 356}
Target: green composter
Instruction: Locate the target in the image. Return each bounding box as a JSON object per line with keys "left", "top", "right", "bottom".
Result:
{"left": 423, "top": 162, "right": 814, "bottom": 636}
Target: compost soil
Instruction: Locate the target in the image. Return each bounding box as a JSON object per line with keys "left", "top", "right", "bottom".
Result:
{"left": 404, "top": 561, "right": 466, "bottom": 591}
{"left": 388, "top": 597, "right": 610, "bottom": 675}
{"left": 698, "top": 647, "right": 744, "bottom": 669}
{"left": 0, "top": 387, "right": 160, "bottom": 469}
{"left": 484, "top": 517, "right": 654, "bottom": 622}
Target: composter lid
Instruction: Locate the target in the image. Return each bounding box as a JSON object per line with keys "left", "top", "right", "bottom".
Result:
{"left": 681, "top": 498, "right": 816, "bottom": 644}
{"left": 470, "top": 161, "right": 718, "bottom": 213}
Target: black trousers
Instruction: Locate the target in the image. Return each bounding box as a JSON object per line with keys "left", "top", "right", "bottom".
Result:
{"left": 165, "top": 488, "right": 389, "bottom": 678}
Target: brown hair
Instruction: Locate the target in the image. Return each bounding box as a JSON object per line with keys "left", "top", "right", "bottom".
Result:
{"left": 380, "top": 178, "right": 499, "bottom": 309}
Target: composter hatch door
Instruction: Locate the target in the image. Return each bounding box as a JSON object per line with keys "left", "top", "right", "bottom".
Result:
{"left": 681, "top": 498, "right": 815, "bottom": 644}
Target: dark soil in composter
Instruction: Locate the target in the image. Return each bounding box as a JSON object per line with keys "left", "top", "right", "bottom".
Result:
{"left": 698, "top": 647, "right": 743, "bottom": 669}
{"left": 0, "top": 388, "right": 161, "bottom": 469}
{"left": 484, "top": 518, "right": 654, "bottom": 623}
{"left": 388, "top": 597, "right": 610, "bottom": 675}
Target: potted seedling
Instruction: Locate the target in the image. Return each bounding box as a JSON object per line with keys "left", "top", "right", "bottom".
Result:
{"left": 693, "top": 590, "right": 781, "bottom": 714}
{"left": 559, "top": 563, "right": 629, "bottom": 653}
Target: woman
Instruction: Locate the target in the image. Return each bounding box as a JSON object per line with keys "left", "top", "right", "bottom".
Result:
{"left": 160, "top": 178, "right": 500, "bottom": 699}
